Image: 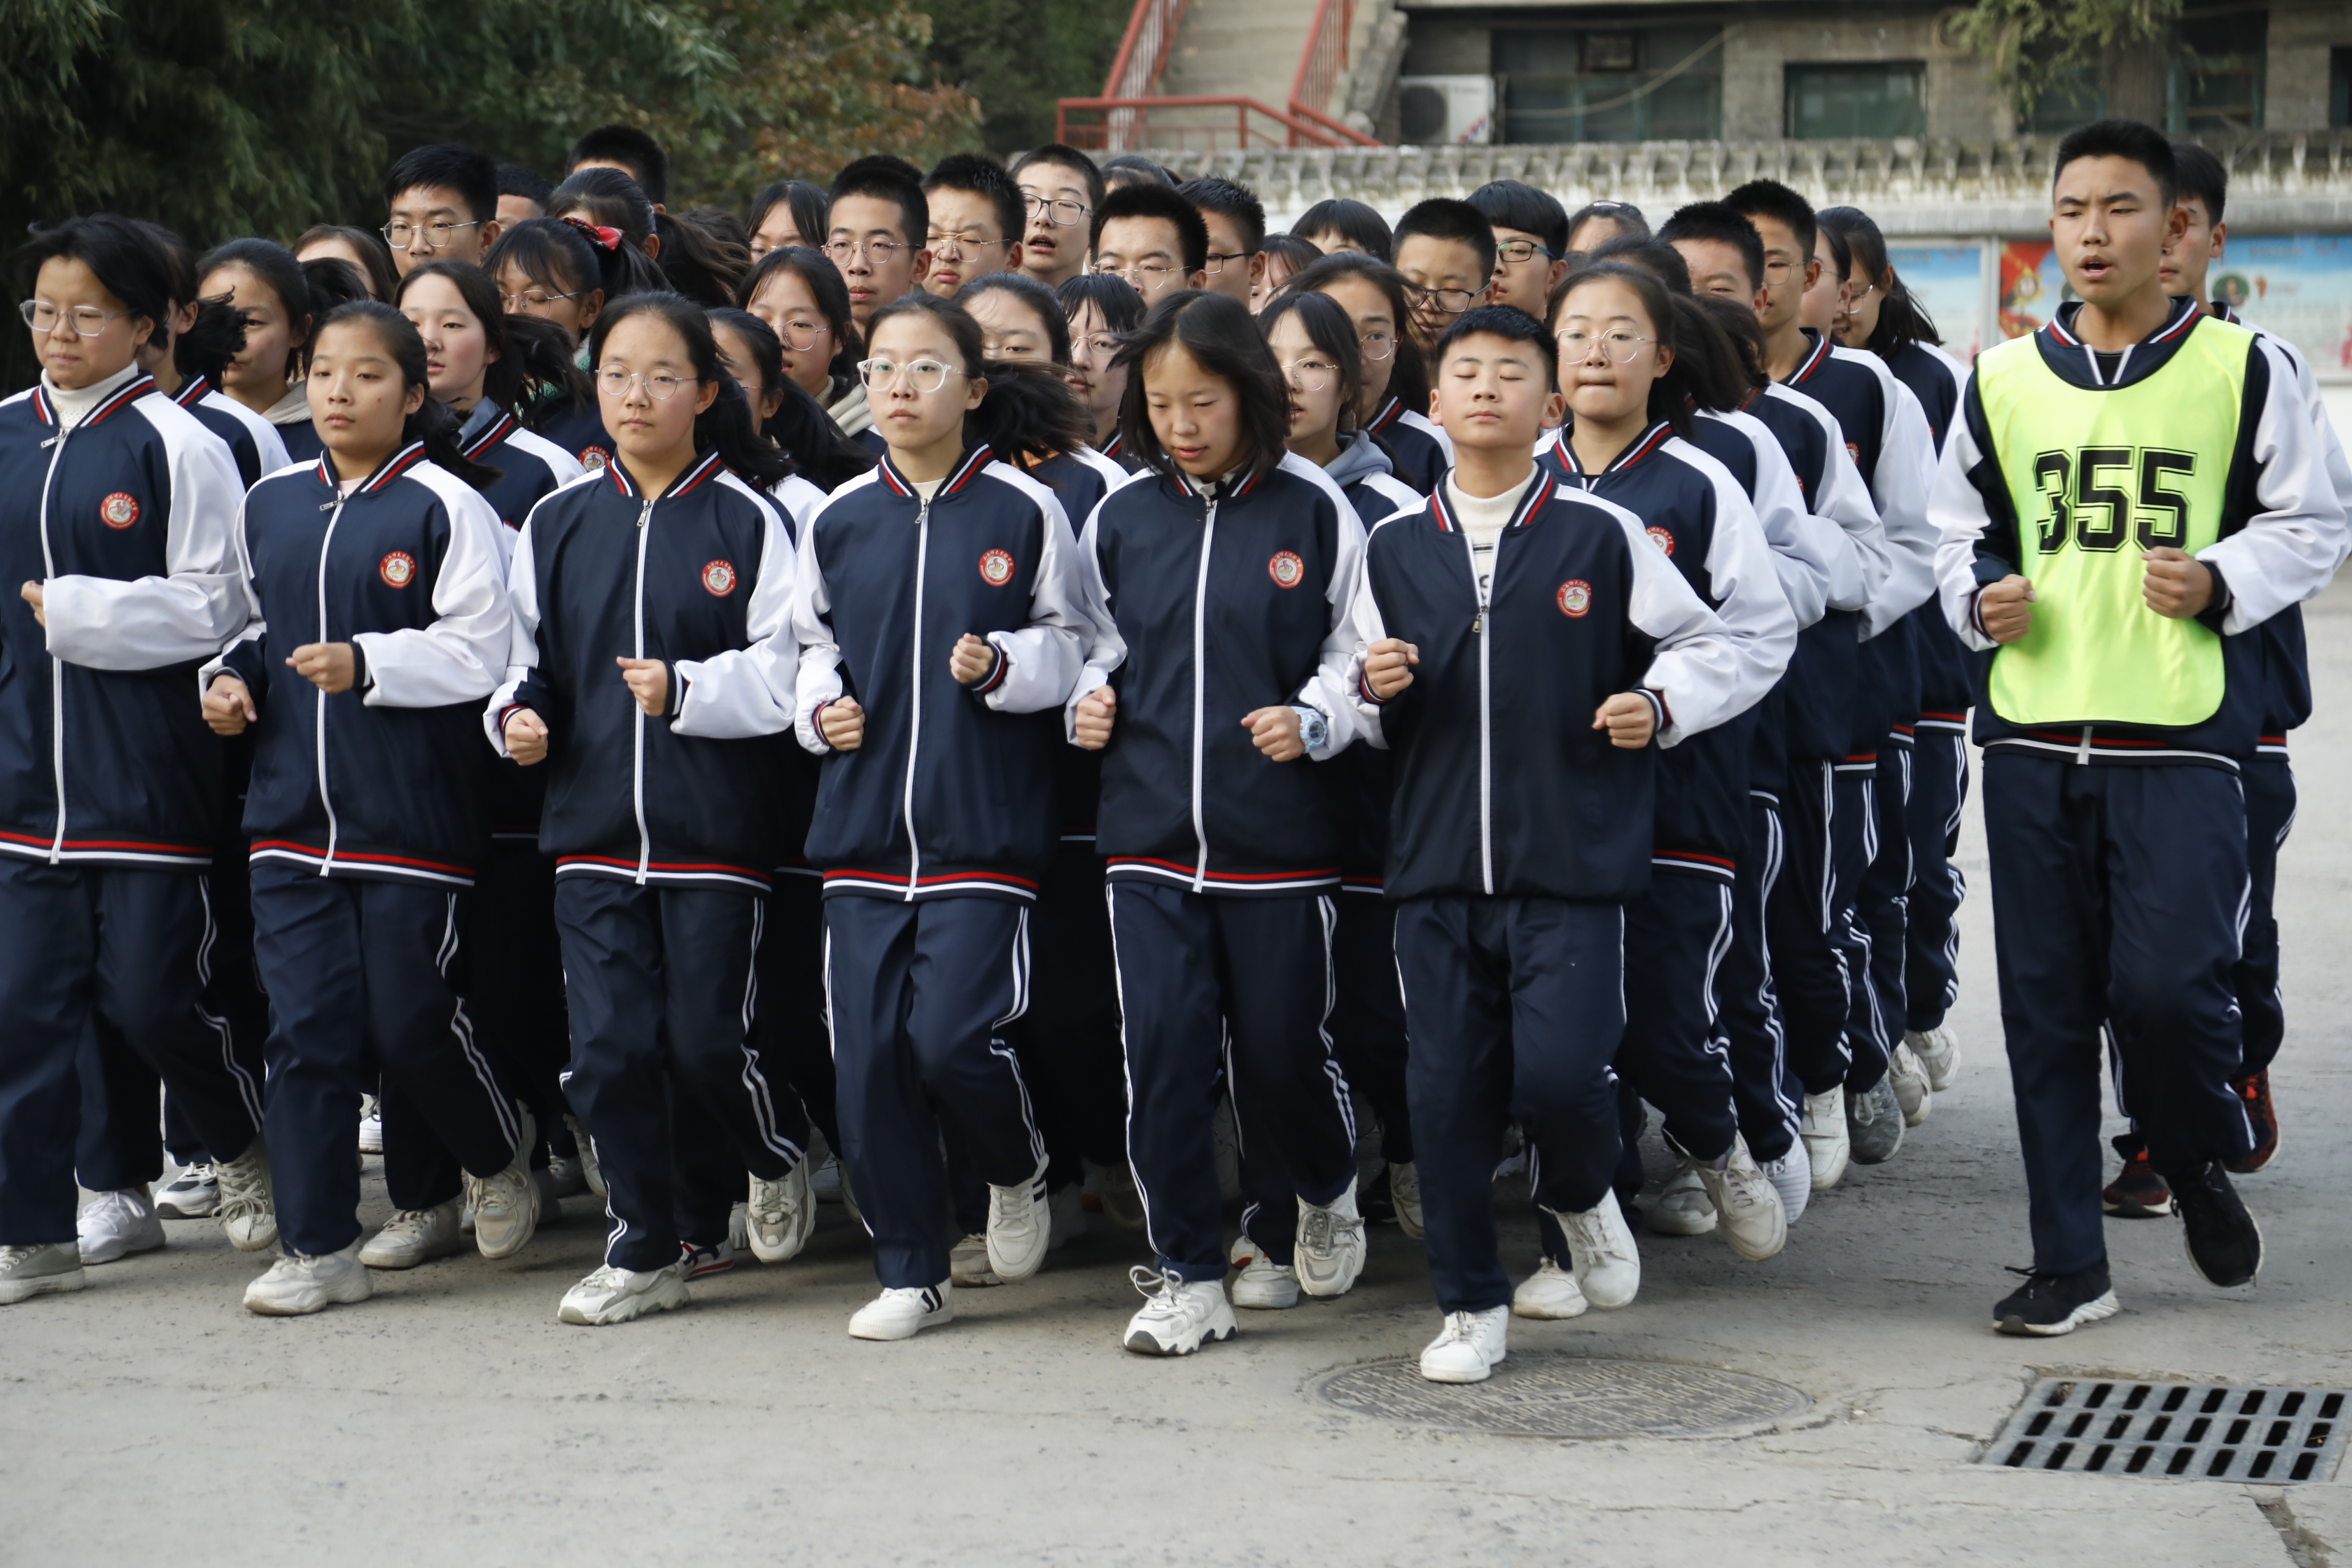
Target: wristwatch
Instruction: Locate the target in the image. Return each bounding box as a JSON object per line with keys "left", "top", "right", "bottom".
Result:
{"left": 1291, "top": 705, "right": 1329, "bottom": 753}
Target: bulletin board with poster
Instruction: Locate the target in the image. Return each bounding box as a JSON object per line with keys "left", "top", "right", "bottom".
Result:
{"left": 1998, "top": 240, "right": 2068, "bottom": 341}
{"left": 1886, "top": 244, "right": 1987, "bottom": 360}
{"left": 2214, "top": 234, "right": 2352, "bottom": 374}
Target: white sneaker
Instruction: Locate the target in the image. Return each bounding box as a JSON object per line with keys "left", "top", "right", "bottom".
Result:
{"left": 565, "top": 1114, "right": 606, "bottom": 1199}
{"left": 1420, "top": 1305, "right": 1509, "bottom": 1384}
{"left": 1390, "top": 1161, "right": 1424, "bottom": 1240}
{"left": 0, "top": 1242, "right": 86, "bottom": 1305}
{"left": 559, "top": 1261, "right": 689, "bottom": 1325}
{"left": 1122, "top": 1266, "right": 1237, "bottom": 1356}
{"left": 463, "top": 1110, "right": 540, "bottom": 1260}
{"left": 984, "top": 1159, "right": 1050, "bottom": 1282}
{"left": 1907, "top": 1023, "right": 1961, "bottom": 1092}
{"left": 244, "top": 1240, "right": 372, "bottom": 1315}
{"left": 214, "top": 1139, "right": 278, "bottom": 1252}
{"left": 1800, "top": 1089, "right": 1850, "bottom": 1191}
{"left": 1886, "top": 1043, "right": 1932, "bottom": 1127}
{"left": 1759, "top": 1150, "right": 1812, "bottom": 1224}
{"left": 155, "top": 1162, "right": 219, "bottom": 1219}
{"left": 1696, "top": 1135, "right": 1788, "bottom": 1261}
{"left": 357, "top": 1199, "right": 463, "bottom": 1269}
{"left": 1231, "top": 1237, "right": 1300, "bottom": 1310}
{"left": 77, "top": 1187, "right": 165, "bottom": 1264}
{"left": 1548, "top": 1189, "right": 1640, "bottom": 1309}
{"left": 1647, "top": 1160, "right": 1718, "bottom": 1236}
{"left": 357, "top": 1096, "right": 383, "bottom": 1156}
{"left": 746, "top": 1163, "right": 814, "bottom": 1264}
{"left": 680, "top": 1236, "right": 737, "bottom": 1279}
{"left": 848, "top": 1280, "right": 953, "bottom": 1340}
{"left": 949, "top": 1232, "right": 1000, "bottom": 1287}
{"left": 727, "top": 1199, "right": 749, "bottom": 1254}
{"left": 1294, "top": 1180, "right": 1367, "bottom": 1298}
{"left": 1511, "top": 1257, "right": 1588, "bottom": 1320}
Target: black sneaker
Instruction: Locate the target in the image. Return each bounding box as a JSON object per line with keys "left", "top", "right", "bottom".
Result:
{"left": 2101, "top": 1133, "right": 2171, "bottom": 1217}
{"left": 1993, "top": 1264, "right": 2120, "bottom": 1336}
{"left": 2223, "top": 1071, "right": 2279, "bottom": 1175}
{"left": 2167, "top": 1160, "right": 2262, "bottom": 1287}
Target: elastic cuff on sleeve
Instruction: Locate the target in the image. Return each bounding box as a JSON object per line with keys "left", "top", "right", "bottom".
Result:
{"left": 811, "top": 698, "right": 836, "bottom": 752}
{"left": 1636, "top": 687, "right": 1668, "bottom": 740}
{"left": 667, "top": 662, "right": 687, "bottom": 718}
{"left": 1359, "top": 666, "right": 1393, "bottom": 707}
{"left": 349, "top": 640, "right": 370, "bottom": 692}
{"left": 2195, "top": 561, "right": 2234, "bottom": 634}
{"left": 972, "top": 643, "right": 1009, "bottom": 696}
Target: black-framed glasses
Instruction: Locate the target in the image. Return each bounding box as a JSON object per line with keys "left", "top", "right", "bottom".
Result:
{"left": 1556, "top": 329, "right": 1659, "bottom": 365}
{"left": 1405, "top": 282, "right": 1479, "bottom": 316}
{"left": 1202, "top": 250, "right": 1252, "bottom": 275}
{"left": 382, "top": 219, "right": 482, "bottom": 252}
{"left": 500, "top": 288, "right": 581, "bottom": 312}
{"left": 20, "top": 300, "right": 127, "bottom": 336}
{"left": 1022, "top": 193, "right": 1090, "bottom": 226}
{"left": 857, "top": 356, "right": 968, "bottom": 393}
{"left": 824, "top": 238, "right": 909, "bottom": 265}
{"left": 1762, "top": 258, "right": 1800, "bottom": 282}
{"left": 1495, "top": 238, "right": 1555, "bottom": 266}
{"left": 596, "top": 368, "right": 699, "bottom": 400}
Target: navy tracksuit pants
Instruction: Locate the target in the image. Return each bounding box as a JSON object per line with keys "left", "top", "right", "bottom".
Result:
{"left": 1399, "top": 895, "right": 1626, "bottom": 1315}
{"left": 2236, "top": 752, "right": 2294, "bottom": 1080}
{"left": 1718, "top": 794, "right": 1800, "bottom": 1162}
{"left": 824, "top": 892, "right": 1042, "bottom": 1289}
{"left": 1905, "top": 722, "right": 1968, "bottom": 1034}
{"left": 1617, "top": 871, "right": 1739, "bottom": 1163}
{"left": 1770, "top": 760, "right": 1863, "bottom": 1096}
{"left": 556, "top": 877, "right": 805, "bottom": 1273}
{"left": 1109, "top": 883, "right": 1354, "bottom": 1284}
{"left": 0, "top": 860, "right": 265, "bottom": 1245}
{"left": 1983, "top": 757, "right": 2253, "bottom": 1275}
{"left": 251, "top": 863, "right": 524, "bottom": 1256}
{"left": 1840, "top": 741, "right": 1911, "bottom": 1093}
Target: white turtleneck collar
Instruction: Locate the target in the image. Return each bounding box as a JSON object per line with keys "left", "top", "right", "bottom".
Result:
{"left": 42, "top": 362, "right": 141, "bottom": 430}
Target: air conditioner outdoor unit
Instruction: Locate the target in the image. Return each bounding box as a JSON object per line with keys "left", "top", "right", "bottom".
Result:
{"left": 1396, "top": 75, "right": 1494, "bottom": 146}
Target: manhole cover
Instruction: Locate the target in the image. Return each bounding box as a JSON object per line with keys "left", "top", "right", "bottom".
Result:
{"left": 1316, "top": 1354, "right": 1812, "bottom": 1438}
{"left": 1983, "top": 1378, "right": 2350, "bottom": 1483}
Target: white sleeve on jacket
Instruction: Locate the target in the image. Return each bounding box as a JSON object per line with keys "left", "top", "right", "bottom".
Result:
{"left": 1929, "top": 402, "right": 2004, "bottom": 652}
{"left": 2199, "top": 338, "right": 2348, "bottom": 633}
{"left": 1763, "top": 384, "right": 1888, "bottom": 613}
{"left": 2265, "top": 330, "right": 2352, "bottom": 572}
{"left": 1280, "top": 454, "right": 1368, "bottom": 760}
{"left": 354, "top": 469, "right": 510, "bottom": 708}
{"left": 976, "top": 468, "right": 1092, "bottom": 715}
{"left": 1667, "top": 442, "right": 1798, "bottom": 716}
{"left": 484, "top": 501, "right": 547, "bottom": 756}
{"left": 788, "top": 477, "right": 862, "bottom": 755}
{"left": 1340, "top": 512, "right": 1413, "bottom": 751}
{"left": 1705, "top": 410, "right": 1829, "bottom": 627}
{"left": 673, "top": 481, "right": 802, "bottom": 739}
{"left": 43, "top": 398, "right": 250, "bottom": 670}
{"left": 1592, "top": 493, "right": 1744, "bottom": 746}
{"left": 1063, "top": 500, "right": 1128, "bottom": 745}
{"left": 197, "top": 485, "right": 265, "bottom": 693}
{"left": 1838, "top": 349, "right": 1938, "bottom": 637}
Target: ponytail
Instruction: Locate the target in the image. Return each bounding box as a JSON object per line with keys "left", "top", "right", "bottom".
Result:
{"left": 1695, "top": 294, "right": 1770, "bottom": 395}
{"left": 709, "top": 308, "right": 874, "bottom": 489}
{"left": 1816, "top": 206, "right": 1940, "bottom": 360}
{"left": 969, "top": 358, "right": 1093, "bottom": 467}
{"left": 652, "top": 209, "right": 751, "bottom": 309}
{"left": 312, "top": 301, "right": 504, "bottom": 492}
{"left": 174, "top": 297, "right": 249, "bottom": 386}
{"left": 1665, "top": 292, "right": 1754, "bottom": 415}
{"left": 589, "top": 292, "right": 794, "bottom": 489}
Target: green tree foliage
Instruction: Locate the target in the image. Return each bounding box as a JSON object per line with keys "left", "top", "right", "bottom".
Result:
{"left": 925, "top": 0, "right": 1133, "bottom": 155}
{"left": 1947, "top": 0, "right": 2183, "bottom": 122}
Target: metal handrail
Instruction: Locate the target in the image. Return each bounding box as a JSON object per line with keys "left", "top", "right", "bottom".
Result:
{"left": 1285, "top": 97, "right": 1380, "bottom": 147}
{"left": 1288, "top": 0, "right": 1352, "bottom": 114}
{"left": 1057, "top": 94, "right": 1367, "bottom": 151}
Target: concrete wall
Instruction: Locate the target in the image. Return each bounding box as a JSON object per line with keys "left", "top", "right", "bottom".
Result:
{"left": 2269, "top": 1, "right": 2352, "bottom": 127}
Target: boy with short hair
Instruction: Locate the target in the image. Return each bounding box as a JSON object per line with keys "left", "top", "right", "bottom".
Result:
{"left": 1392, "top": 200, "right": 1497, "bottom": 352}
{"left": 1933, "top": 120, "right": 2344, "bottom": 1334}
{"left": 920, "top": 153, "right": 1025, "bottom": 300}
{"left": 1088, "top": 184, "right": 1208, "bottom": 307}
{"left": 1010, "top": 144, "right": 1105, "bottom": 290}
{"left": 496, "top": 164, "right": 554, "bottom": 230}
{"left": 1466, "top": 180, "right": 1569, "bottom": 319}
{"left": 382, "top": 144, "right": 502, "bottom": 276}
{"left": 827, "top": 155, "right": 932, "bottom": 332}
{"left": 1175, "top": 176, "right": 1266, "bottom": 307}
{"left": 567, "top": 124, "right": 670, "bottom": 208}
{"left": 1351, "top": 306, "right": 1743, "bottom": 1382}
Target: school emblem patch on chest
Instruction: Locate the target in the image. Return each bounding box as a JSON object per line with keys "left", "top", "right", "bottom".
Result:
{"left": 1268, "top": 550, "right": 1305, "bottom": 589}
{"left": 1557, "top": 579, "right": 1592, "bottom": 617}
{"left": 99, "top": 492, "right": 140, "bottom": 529}
{"left": 580, "top": 445, "right": 611, "bottom": 470}
{"left": 702, "top": 559, "right": 737, "bottom": 596}
{"left": 1645, "top": 526, "right": 1675, "bottom": 557}
{"left": 379, "top": 551, "right": 416, "bottom": 588}
{"left": 979, "top": 548, "right": 1015, "bottom": 587}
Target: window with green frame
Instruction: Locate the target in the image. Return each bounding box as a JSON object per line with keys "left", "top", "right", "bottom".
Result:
{"left": 1784, "top": 62, "right": 1928, "bottom": 139}
{"left": 1492, "top": 26, "right": 1723, "bottom": 144}
{"left": 2170, "top": 12, "right": 2265, "bottom": 132}
{"left": 2334, "top": 46, "right": 2352, "bottom": 127}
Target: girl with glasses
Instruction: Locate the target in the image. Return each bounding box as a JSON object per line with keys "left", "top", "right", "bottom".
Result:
{"left": 198, "top": 239, "right": 368, "bottom": 464}
{"left": 785, "top": 293, "right": 1094, "bottom": 1340}
{"left": 1276, "top": 253, "right": 1450, "bottom": 493}
{"left": 738, "top": 248, "right": 869, "bottom": 449}
{"left": 1058, "top": 273, "right": 1144, "bottom": 468}
{"left": 484, "top": 216, "right": 662, "bottom": 475}
{"left": 489, "top": 292, "right": 811, "bottom": 1326}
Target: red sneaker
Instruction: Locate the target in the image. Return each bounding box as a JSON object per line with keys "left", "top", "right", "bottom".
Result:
{"left": 2101, "top": 1134, "right": 2171, "bottom": 1218}
{"left": 2224, "top": 1070, "right": 2278, "bottom": 1174}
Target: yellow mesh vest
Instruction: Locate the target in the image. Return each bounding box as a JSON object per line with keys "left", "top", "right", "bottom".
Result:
{"left": 1976, "top": 316, "right": 2250, "bottom": 727}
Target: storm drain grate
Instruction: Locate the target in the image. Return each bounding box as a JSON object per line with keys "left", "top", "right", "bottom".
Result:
{"left": 1983, "top": 1378, "right": 2349, "bottom": 1483}
{"left": 1316, "top": 1354, "right": 1812, "bottom": 1438}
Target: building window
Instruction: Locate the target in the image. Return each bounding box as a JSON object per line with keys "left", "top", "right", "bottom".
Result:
{"left": 2171, "top": 12, "right": 2265, "bottom": 132}
{"left": 2026, "top": 69, "right": 2106, "bottom": 134}
{"left": 1784, "top": 62, "right": 1928, "bottom": 139}
{"left": 1493, "top": 26, "right": 1722, "bottom": 144}
{"left": 2334, "top": 46, "right": 2352, "bottom": 127}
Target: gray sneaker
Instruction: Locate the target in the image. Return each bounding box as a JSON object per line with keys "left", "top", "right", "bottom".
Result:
{"left": 1846, "top": 1077, "right": 1906, "bottom": 1165}
{"left": 0, "top": 1242, "right": 86, "bottom": 1305}
{"left": 214, "top": 1138, "right": 279, "bottom": 1252}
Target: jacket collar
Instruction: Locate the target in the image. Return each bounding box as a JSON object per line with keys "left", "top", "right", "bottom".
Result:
{"left": 172, "top": 373, "right": 211, "bottom": 409}
{"left": 1780, "top": 328, "right": 1834, "bottom": 388}
{"left": 604, "top": 447, "right": 727, "bottom": 500}
{"left": 458, "top": 404, "right": 519, "bottom": 460}
{"left": 1552, "top": 418, "right": 1673, "bottom": 479}
{"left": 874, "top": 442, "right": 993, "bottom": 501}
{"left": 1424, "top": 466, "right": 1553, "bottom": 533}
{"left": 2038, "top": 295, "right": 2202, "bottom": 389}
{"left": 1176, "top": 461, "right": 1268, "bottom": 503}
{"left": 31, "top": 367, "right": 155, "bottom": 429}
{"left": 313, "top": 440, "right": 430, "bottom": 496}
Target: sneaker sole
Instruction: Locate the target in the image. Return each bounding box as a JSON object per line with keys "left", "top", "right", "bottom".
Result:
{"left": 220, "top": 1217, "right": 279, "bottom": 1254}
{"left": 1124, "top": 1301, "right": 1238, "bottom": 1356}
{"left": 1232, "top": 1288, "right": 1301, "bottom": 1310}
{"left": 1511, "top": 1295, "right": 1588, "bottom": 1320}
{"left": 78, "top": 1231, "right": 167, "bottom": 1265}
{"left": 1647, "top": 1205, "right": 1718, "bottom": 1238}
{"left": 1995, "top": 1289, "right": 2120, "bottom": 1336}
{"left": 848, "top": 1308, "right": 953, "bottom": 1341}
{"left": 2102, "top": 1194, "right": 2173, "bottom": 1219}
{"left": 359, "top": 1245, "right": 463, "bottom": 1270}
{"left": 156, "top": 1196, "right": 219, "bottom": 1220}
{"left": 560, "top": 1282, "right": 690, "bottom": 1326}
{"left": 1420, "top": 1354, "right": 1502, "bottom": 1384}
{"left": 244, "top": 1280, "right": 371, "bottom": 1316}
{"left": 0, "top": 1270, "right": 87, "bottom": 1305}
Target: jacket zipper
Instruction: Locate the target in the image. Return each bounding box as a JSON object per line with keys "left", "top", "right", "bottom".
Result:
{"left": 1464, "top": 529, "right": 1495, "bottom": 896}
{"left": 314, "top": 493, "right": 349, "bottom": 870}
{"left": 34, "top": 428, "right": 70, "bottom": 860}
{"left": 1189, "top": 493, "right": 1218, "bottom": 891}
{"left": 902, "top": 496, "right": 933, "bottom": 900}
{"left": 630, "top": 495, "right": 654, "bottom": 882}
